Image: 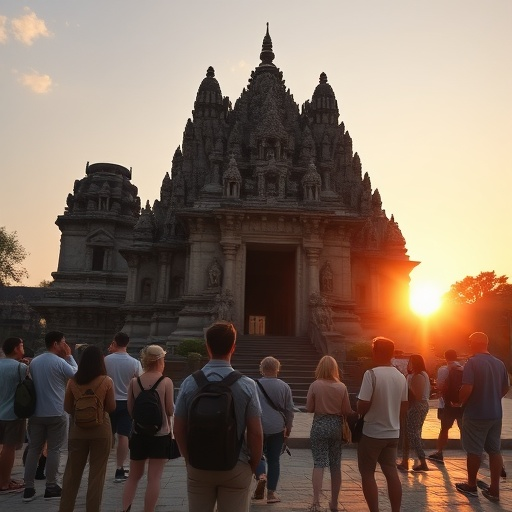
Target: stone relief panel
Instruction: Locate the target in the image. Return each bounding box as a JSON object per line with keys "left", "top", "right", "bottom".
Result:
{"left": 320, "top": 262, "right": 334, "bottom": 294}
{"left": 211, "top": 289, "right": 234, "bottom": 322}
{"left": 309, "top": 292, "right": 334, "bottom": 332}
{"left": 207, "top": 258, "right": 223, "bottom": 289}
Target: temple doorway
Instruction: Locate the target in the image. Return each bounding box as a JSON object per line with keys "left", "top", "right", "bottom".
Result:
{"left": 244, "top": 247, "right": 296, "bottom": 336}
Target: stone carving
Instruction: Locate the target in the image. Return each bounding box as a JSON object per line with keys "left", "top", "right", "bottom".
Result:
{"left": 207, "top": 258, "right": 223, "bottom": 288}
{"left": 320, "top": 262, "right": 334, "bottom": 293}
{"left": 211, "top": 290, "right": 234, "bottom": 321}
{"left": 223, "top": 155, "right": 242, "bottom": 198}
{"left": 302, "top": 160, "right": 321, "bottom": 201}
{"left": 141, "top": 278, "right": 152, "bottom": 302}
{"left": 309, "top": 292, "right": 334, "bottom": 332}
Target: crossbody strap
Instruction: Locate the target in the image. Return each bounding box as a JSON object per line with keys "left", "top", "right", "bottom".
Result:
{"left": 257, "top": 379, "right": 287, "bottom": 424}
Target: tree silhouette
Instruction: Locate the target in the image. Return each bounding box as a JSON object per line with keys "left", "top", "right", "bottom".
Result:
{"left": 0, "top": 226, "right": 29, "bottom": 286}
{"left": 444, "top": 271, "right": 512, "bottom": 304}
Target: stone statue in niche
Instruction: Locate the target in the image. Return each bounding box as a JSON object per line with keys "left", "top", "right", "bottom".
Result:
{"left": 207, "top": 258, "right": 222, "bottom": 288}
{"left": 141, "top": 278, "right": 152, "bottom": 302}
{"left": 211, "top": 289, "right": 234, "bottom": 321}
{"left": 320, "top": 262, "right": 334, "bottom": 293}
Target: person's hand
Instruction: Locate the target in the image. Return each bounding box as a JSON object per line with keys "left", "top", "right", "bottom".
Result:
{"left": 60, "top": 341, "right": 72, "bottom": 358}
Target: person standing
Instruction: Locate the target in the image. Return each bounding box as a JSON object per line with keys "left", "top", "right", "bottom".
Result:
{"left": 252, "top": 356, "right": 294, "bottom": 504}
{"left": 121, "top": 345, "right": 174, "bottom": 512}
{"left": 22, "top": 331, "right": 78, "bottom": 502}
{"left": 0, "top": 337, "right": 28, "bottom": 493}
{"left": 397, "top": 354, "right": 430, "bottom": 472}
{"left": 306, "top": 355, "right": 354, "bottom": 512}
{"left": 455, "top": 332, "right": 509, "bottom": 502}
{"left": 428, "top": 349, "right": 463, "bottom": 464}
{"left": 174, "top": 322, "right": 263, "bottom": 512}
{"left": 105, "top": 332, "right": 143, "bottom": 483}
{"left": 59, "top": 345, "right": 115, "bottom": 512}
{"left": 357, "top": 337, "right": 408, "bottom": 512}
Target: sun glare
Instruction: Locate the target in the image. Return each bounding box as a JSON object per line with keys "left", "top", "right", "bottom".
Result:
{"left": 410, "top": 283, "right": 442, "bottom": 316}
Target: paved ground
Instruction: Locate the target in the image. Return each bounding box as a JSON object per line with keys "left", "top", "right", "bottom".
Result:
{"left": 2, "top": 397, "right": 512, "bottom": 511}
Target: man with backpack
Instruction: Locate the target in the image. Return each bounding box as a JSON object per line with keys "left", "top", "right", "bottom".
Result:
{"left": 105, "top": 332, "right": 142, "bottom": 482}
{"left": 428, "top": 349, "right": 463, "bottom": 464}
{"left": 0, "top": 337, "right": 28, "bottom": 494}
{"left": 22, "top": 331, "right": 78, "bottom": 502}
{"left": 174, "top": 322, "right": 263, "bottom": 512}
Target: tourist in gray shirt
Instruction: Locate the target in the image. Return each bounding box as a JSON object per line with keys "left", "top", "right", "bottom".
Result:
{"left": 253, "top": 356, "right": 294, "bottom": 504}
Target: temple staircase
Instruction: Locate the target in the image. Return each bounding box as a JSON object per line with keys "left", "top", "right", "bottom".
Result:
{"left": 231, "top": 335, "right": 322, "bottom": 409}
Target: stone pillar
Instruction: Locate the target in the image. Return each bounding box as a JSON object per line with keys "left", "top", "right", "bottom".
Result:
{"left": 305, "top": 247, "right": 322, "bottom": 296}
{"left": 187, "top": 242, "right": 204, "bottom": 294}
{"left": 339, "top": 230, "right": 353, "bottom": 301}
{"left": 221, "top": 242, "right": 239, "bottom": 293}
{"left": 125, "top": 254, "right": 139, "bottom": 303}
{"left": 156, "top": 252, "right": 171, "bottom": 303}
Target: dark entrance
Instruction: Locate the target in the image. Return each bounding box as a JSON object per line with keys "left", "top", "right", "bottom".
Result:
{"left": 244, "top": 247, "right": 295, "bottom": 336}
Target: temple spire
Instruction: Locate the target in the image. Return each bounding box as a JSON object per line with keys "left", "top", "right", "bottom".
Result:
{"left": 259, "top": 22, "right": 275, "bottom": 66}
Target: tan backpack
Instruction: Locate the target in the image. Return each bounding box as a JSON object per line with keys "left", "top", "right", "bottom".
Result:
{"left": 71, "top": 377, "right": 107, "bottom": 428}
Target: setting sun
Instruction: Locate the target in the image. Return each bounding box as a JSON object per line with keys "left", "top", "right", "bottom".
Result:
{"left": 410, "top": 283, "right": 442, "bottom": 316}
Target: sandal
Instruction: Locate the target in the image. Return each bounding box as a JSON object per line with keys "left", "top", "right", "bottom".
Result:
{"left": 396, "top": 463, "right": 408, "bottom": 472}
{"left": 0, "top": 481, "right": 24, "bottom": 494}
{"left": 412, "top": 464, "right": 429, "bottom": 472}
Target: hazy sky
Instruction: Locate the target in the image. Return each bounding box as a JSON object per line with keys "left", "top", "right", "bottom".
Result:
{"left": 1, "top": 1, "right": 511, "bottom": 297}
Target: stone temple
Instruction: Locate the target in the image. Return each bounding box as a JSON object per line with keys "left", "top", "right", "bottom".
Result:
{"left": 35, "top": 26, "right": 418, "bottom": 355}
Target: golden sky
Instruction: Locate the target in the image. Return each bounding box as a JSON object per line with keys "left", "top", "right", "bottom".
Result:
{"left": 1, "top": 1, "right": 511, "bottom": 297}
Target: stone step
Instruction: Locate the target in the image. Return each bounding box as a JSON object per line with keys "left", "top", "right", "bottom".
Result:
{"left": 232, "top": 335, "right": 321, "bottom": 407}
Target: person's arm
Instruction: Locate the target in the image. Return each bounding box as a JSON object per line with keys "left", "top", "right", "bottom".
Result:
{"left": 165, "top": 378, "right": 175, "bottom": 417}
{"left": 409, "top": 373, "right": 426, "bottom": 400}
{"left": 356, "top": 370, "right": 373, "bottom": 415}
{"left": 436, "top": 366, "right": 449, "bottom": 394}
{"left": 246, "top": 415, "right": 263, "bottom": 474}
{"left": 400, "top": 400, "right": 409, "bottom": 419}
{"left": 63, "top": 381, "right": 74, "bottom": 414}
{"left": 104, "top": 380, "right": 116, "bottom": 413}
{"left": 284, "top": 385, "right": 294, "bottom": 436}
{"left": 305, "top": 382, "right": 315, "bottom": 413}
{"left": 357, "top": 399, "right": 371, "bottom": 416}
{"left": 126, "top": 378, "right": 135, "bottom": 416}
{"left": 459, "top": 383, "right": 473, "bottom": 405}
{"left": 173, "top": 416, "right": 188, "bottom": 462}
{"left": 341, "top": 387, "right": 355, "bottom": 416}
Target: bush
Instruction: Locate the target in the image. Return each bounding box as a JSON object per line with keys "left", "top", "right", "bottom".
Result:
{"left": 175, "top": 338, "right": 207, "bottom": 357}
{"left": 346, "top": 341, "right": 373, "bottom": 361}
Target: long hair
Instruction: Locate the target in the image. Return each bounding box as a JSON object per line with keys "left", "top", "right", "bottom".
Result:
{"left": 408, "top": 354, "right": 427, "bottom": 374}
{"left": 314, "top": 355, "right": 340, "bottom": 382}
{"left": 74, "top": 345, "right": 106, "bottom": 385}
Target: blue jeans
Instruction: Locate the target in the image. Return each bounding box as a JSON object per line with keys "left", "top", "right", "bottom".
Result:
{"left": 255, "top": 431, "right": 284, "bottom": 491}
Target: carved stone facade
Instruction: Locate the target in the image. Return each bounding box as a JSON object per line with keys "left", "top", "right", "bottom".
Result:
{"left": 34, "top": 163, "right": 140, "bottom": 345}
{"left": 36, "top": 27, "right": 418, "bottom": 351}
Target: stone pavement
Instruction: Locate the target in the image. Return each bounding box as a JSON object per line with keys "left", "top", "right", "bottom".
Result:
{"left": 2, "top": 398, "right": 512, "bottom": 511}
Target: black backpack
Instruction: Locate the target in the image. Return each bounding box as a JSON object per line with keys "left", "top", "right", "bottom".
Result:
{"left": 444, "top": 365, "right": 464, "bottom": 407}
{"left": 187, "top": 370, "right": 243, "bottom": 471}
{"left": 14, "top": 363, "right": 37, "bottom": 418}
{"left": 132, "top": 376, "right": 165, "bottom": 435}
